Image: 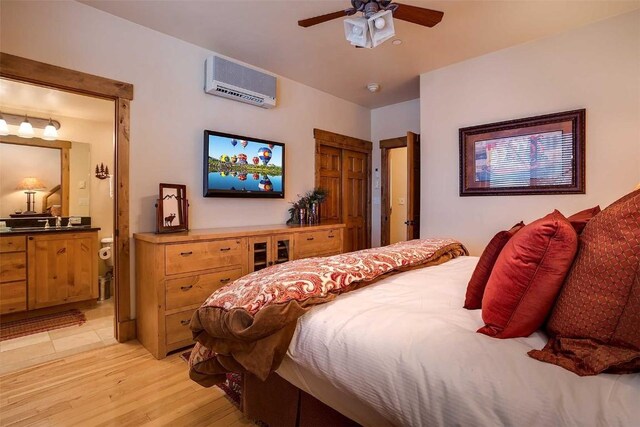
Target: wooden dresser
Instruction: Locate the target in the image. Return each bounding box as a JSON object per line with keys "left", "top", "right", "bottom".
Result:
{"left": 134, "top": 223, "right": 345, "bottom": 359}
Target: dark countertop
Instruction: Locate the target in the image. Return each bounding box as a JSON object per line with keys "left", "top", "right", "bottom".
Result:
{"left": 0, "top": 226, "right": 101, "bottom": 235}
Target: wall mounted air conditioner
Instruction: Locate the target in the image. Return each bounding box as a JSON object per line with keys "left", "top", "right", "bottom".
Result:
{"left": 205, "top": 56, "right": 276, "bottom": 109}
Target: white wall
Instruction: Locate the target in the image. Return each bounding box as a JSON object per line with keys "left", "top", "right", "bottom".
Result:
{"left": 1, "top": 1, "right": 370, "bottom": 315}
{"left": 370, "top": 98, "right": 420, "bottom": 247}
{"left": 420, "top": 10, "right": 640, "bottom": 255}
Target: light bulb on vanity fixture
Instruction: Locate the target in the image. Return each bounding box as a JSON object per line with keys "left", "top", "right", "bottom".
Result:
{"left": 18, "top": 115, "right": 34, "bottom": 138}
{"left": 42, "top": 118, "right": 59, "bottom": 140}
{"left": 0, "top": 113, "right": 9, "bottom": 136}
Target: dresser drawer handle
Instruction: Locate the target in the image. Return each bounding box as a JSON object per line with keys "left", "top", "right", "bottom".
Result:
{"left": 219, "top": 278, "right": 231, "bottom": 284}
{"left": 180, "top": 251, "right": 193, "bottom": 256}
{"left": 180, "top": 319, "right": 190, "bottom": 326}
{"left": 328, "top": 235, "right": 335, "bottom": 238}
{"left": 57, "top": 247, "right": 67, "bottom": 255}
{"left": 180, "top": 285, "right": 193, "bottom": 291}
{"left": 306, "top": 237, "right": 314, "bottom": 241}
{"left": 220, "top": 247, "right": 231, "bottom": 252}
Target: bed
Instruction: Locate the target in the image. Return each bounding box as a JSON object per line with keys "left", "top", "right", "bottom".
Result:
{"left": 275, "top": 256, "right": 640, "bottom": 426}
{"left": 189, "top": 239, "right": 640, "bottom": 426}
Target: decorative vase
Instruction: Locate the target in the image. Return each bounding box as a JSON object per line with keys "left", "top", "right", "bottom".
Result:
{"left": 309, "top": 202, "right": 319, "bottom": 224}
{"left": 298, "top": 208, "right": 307, "bottom": 225}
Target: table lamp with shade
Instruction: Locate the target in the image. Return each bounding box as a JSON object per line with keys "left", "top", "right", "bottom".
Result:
{"left": 16, "top": 177, "right": 46, "bottom": 214}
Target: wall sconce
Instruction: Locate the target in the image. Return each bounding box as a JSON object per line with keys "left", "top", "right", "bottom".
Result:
{"left": 0, "top": 112, "right": 61, "bottom": 140}
{"left": 95, "top": 163, "right": 110, "bottom": 180}
{"left": 16, "top": 177, "right": 46, "bottom": 214}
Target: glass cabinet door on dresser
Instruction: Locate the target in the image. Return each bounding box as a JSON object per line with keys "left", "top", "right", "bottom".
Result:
{"left": 249, "top": 234, "right": 292, "bottom": 272}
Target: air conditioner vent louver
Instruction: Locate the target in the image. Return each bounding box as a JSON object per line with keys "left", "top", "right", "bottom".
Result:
{"left": 205, "top": 56, "right": 276, "bottom": 109}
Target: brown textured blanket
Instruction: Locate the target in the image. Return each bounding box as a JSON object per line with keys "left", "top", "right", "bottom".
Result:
{"left": 189, "top": 238, "right": 467, "bottom": 386}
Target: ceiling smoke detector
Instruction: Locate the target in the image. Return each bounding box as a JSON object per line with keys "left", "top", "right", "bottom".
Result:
{"left": 367, "top": 83, "right": 380, "bottom": 93}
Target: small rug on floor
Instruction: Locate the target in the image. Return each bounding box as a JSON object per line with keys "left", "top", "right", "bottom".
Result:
{"left": 0, "top": 309, "right": 87, "bottom": 341}
{"left": 180, "top": 349, "right": 243, "bottom": 408}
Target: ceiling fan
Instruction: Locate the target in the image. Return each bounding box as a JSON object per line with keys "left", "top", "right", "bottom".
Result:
{"left": 298, "top": 0, "right": 444, "bottom": 48}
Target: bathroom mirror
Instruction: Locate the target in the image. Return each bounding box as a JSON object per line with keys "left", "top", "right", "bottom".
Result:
{"left": 0, "top": 137, "right": 67, "bottom": 217}
{"left": 156, "top": 183, "right": 189, "bottom": 233}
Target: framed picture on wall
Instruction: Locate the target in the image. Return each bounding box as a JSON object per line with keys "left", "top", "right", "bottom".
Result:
{"left": 459, "top": 109, "right": 586, "bottom": 196}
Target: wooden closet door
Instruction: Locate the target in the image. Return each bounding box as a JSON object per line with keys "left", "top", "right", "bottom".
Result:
{"left": 317, "top": 145, "right": 342, "bottom": 222}
{"left": 342, "top": 150, "right": 368, "bottom": 252}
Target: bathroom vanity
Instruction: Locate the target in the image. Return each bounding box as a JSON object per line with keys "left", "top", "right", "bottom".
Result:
{"left": 0, "top": 226, "right": 99, "bottom": 315}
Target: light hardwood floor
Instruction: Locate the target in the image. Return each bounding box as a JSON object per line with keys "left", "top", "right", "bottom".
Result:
{"left": 0, "top": 341, "right": 255, "bottom": 426}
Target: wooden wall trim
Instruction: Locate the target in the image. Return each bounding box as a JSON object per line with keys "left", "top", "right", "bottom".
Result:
{"left": 0, "top": 135, "right": 72, "bottom": 149}
{"left": 61, "top": 147, "right": 70, "bottom": 216}
{"left": 380, "top": 147, "right": 390, "bottom": 247}
{"left": 115, "top": 99, "right": 132, "bottom": 338}
{"left": 379, "top": 136, "right": 407, "bottom": 149}
{"left": 0, "top": 52, "right": 134, "bottom": 101}
{"left": 1, "top": 54, "right": 135, "bottom": 342}
{"left": 314, "top": 128, "right": 372, "bottom": 153}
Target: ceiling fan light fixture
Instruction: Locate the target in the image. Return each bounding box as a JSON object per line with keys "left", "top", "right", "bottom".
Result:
{"left": 344, "top": 16, "right": 372, "bottom": 48}
{"left": 368, "top": 10, "right": 395, "bottom": 48}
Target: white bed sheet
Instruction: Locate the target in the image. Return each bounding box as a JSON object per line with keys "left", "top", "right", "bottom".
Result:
{"left": 277, "top": 256, "right": 640, "bottom": 427}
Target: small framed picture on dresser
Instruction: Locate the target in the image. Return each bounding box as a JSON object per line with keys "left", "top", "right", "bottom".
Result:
{"left": 459, "top": 109, "right": 585, "bottom": 196}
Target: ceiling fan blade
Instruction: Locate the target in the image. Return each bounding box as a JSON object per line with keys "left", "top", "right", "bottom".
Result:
{"left": 393, "top": 3, "right": 444, "bottom": 28}
{"left": 298, "top": 10, "right": 349, "bottom": 28}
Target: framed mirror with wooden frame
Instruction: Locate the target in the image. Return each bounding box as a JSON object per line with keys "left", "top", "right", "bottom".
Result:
{"left": 156, "top": 183, "right": 188, "bottom": 233}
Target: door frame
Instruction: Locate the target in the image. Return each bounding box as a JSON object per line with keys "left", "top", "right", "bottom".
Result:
{"left": 379, "top": 136, "right": 407, "bottom": 247}
{"left": 313, "top": 128, "right": 372, "bottom": 249}
{"left": 0, "top": 53, "right": 136, "bottom": 342}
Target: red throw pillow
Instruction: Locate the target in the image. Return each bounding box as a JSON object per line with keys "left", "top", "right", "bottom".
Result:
{"left": 566, "top": 205, "right": 601, "bottom": 234}
{"left": 529, "top": 190, "right": 640, "bottom": 375}
{"left": 478, "top": 210, "right": 578, "bottom": 338}
{"left": 464, "top": 222, "right": 524, "bottom": 309}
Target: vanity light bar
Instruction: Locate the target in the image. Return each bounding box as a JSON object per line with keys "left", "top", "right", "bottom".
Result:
{"left": 0, "top": 112, "right": 61, "bottom": 131}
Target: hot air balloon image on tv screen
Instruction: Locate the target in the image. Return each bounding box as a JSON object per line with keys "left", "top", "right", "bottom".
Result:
{"left": 203, "top": 130, "right": 285, "bottom": 198}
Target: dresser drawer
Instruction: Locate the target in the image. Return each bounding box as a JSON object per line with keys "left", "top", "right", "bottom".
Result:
{"left": 0, "top": 281, "right": 27, "bottom": 314}
{"left": 165, "top": 239, "right": 244, "bottom": 275}
{"left": 295, "top": 229, "right": 341, "bottom": 258}
{"left": 165, "top": 268, "right": 243, "bottom": 311}
{"left": 0, "top": 252, "right": 26, "bottom": 283}
{"left": 0, "top": 236, "right": 26, "bottom": 253}
{"left": 165, "top": 309, "right": 196, "bottom": 346}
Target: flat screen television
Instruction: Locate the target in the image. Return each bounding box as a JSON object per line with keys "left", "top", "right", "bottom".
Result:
{"left": 203, "top": 130, "right": 285, "bottom": 198}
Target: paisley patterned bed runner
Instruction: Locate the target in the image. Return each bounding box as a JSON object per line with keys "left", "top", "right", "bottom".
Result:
{"left": 189, "top": 238, "right": 467, "bottom": 386}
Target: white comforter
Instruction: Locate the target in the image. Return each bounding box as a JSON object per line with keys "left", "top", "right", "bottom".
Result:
{"left": 277, "top": 256, "right": 640, "bottom": 427}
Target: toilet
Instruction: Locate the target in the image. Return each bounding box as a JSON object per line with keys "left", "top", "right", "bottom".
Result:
{"left": 99, "top": 237, "right": 113, "bottom": 300}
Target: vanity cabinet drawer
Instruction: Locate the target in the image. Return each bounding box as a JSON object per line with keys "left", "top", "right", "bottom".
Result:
{"left": 165, "top": 268, "right": 242, "bottom": 311}
{"left": 0, "top": 236, "right": 26, "bottom": 253}
{"left": 165, "top": 239, "right": 244, "bottom": 275}
{"left": 0, "top": 281, "right": 27, "bottom": 314}
{"left": 0, "top": 252, "right": 26, "bottom": 283}
{"left": 294, "top": 229, "right": 341, "bottom": 258}
{"left": 165, "top": 309, "right": 196, "bottom": 346}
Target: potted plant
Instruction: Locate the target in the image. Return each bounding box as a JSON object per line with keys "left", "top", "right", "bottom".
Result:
{"left": 286, "top": 188, "right": 328, "bottom": 225}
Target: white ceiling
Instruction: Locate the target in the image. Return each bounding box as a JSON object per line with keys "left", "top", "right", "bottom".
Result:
{"left": 0, "top": 78, "right": 114, "bottom": 123}
{"left": 81, "top": 0, "right": 640, "bottom": 108}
